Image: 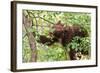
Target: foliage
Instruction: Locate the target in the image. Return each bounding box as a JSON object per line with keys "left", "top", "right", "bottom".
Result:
{"left": 37, "top": 43, "right": 67, "bottom": 62}
{"left": 67, "top": 36, "right": 91, "bottom": 54}
{"left": 22, "top": 10, "right": 91, "bottom": 62}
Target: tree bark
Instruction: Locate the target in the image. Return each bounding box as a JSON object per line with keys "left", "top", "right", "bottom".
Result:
{"left": 23, "top": 13, "right": 37, "bottom": 62}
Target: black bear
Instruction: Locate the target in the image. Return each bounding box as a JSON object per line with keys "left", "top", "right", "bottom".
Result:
{"left": 38, "top": 21, "right": 88, "bottom": 46}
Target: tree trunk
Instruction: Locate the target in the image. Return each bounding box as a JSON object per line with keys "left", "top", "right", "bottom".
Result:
{"left": 23, "top": 13, "right": 37, "bottom": 62}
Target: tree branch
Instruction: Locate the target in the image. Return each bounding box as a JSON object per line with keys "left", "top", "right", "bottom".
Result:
{"left": 27, "top": 11, "right": 55, "bottom": 25}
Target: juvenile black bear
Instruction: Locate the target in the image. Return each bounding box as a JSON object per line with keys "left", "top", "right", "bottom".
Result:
{"left": 38, "top": 21, "right": 88, "bottom": 46}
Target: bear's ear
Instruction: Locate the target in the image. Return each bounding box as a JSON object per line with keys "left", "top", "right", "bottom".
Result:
{"left": 53, "top": 20, "right": 64, "bottom": 29}
{"left": 57, "top": 20, "right": 61, "bottom": 24}
{"left": 56, "top": 20, "right": 64, "bottom": 27}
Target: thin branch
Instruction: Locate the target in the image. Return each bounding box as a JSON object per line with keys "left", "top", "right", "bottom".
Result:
{"left": 27, "top": 11, "right": 55, "bottom": 25}
{"left": 23, "top": 33, "right": 27, "bottom": 38}
{"left": 37, "top": 16, "right": 55, "bottom": 25}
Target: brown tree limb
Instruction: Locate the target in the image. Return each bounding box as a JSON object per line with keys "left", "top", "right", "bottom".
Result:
{"left": 23, "top": 12, "right": 37, "bottom": 62}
